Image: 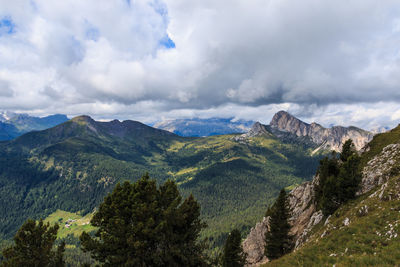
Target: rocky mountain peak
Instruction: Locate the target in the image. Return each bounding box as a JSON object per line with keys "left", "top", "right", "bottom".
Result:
{"left": 0, "top": 111, "right": 17, "bottom": 122}
{"left": 247, "top": 122, "right": 270, "bottom": 137}
{"left": 233, "top": 122, "right": 273, "bottom": 142}
{"left": 270, "top": 110, "right": 305, "bottom": 127}
{"left": 268, "top": 111, "right": 373, "bottom": 152}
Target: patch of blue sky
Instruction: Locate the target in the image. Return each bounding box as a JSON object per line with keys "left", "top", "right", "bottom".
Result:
{"left": 86, "top": 27, "right": 100, "bottom": 41}
{"left": 83, "top": 19, "right": 100, "bottom": 41}
{"left": 150, "top": 0, "right": 168, "bottom": 17}
{"left": 159, "top": 35, "right": 175, "bottom": 49}
{"left": 0, "top": 17, "right": 15, "bottom": 36}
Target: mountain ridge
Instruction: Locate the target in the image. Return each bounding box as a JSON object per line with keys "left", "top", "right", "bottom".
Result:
{"left": 0, "top": 112, "right": 69, "bottom": 141}
{"left": 239, "top": 111, "right": 374, "bottom": 152}
{"left": 154, "top": 117, "right": 254, "bottom": 137}
{"left": 270, "top": 110, "right": 374, "bottom": 151}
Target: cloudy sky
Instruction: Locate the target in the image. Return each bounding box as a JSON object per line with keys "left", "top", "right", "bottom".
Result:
{"left": 1, "top": 0, "right": 400, "bottom": 130}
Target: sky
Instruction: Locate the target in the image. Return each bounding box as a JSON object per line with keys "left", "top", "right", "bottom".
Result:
{"left": 1, "top": 0, "right": 400, "bottom": 130}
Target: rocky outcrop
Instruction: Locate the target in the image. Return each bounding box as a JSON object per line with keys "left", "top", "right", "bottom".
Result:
{"left": 245, "top": 122, "right": 271, "bottom": 138}
{"left": 234, "top": 122, "right": 273, "bottom": 142}
{"left": 243, "top": 176, "right": 320, "bottom": 265}
{"left": 270, "top": 111, "right": 373, "bottom": 152}
{"left": 287, "top": 177, "right": 319, "bottom": 248}
{"left": 242, "top": 217, "right": 269, "bottom": 266}
{"left": 358, "top": 143, "right": 400, "bottom": 195}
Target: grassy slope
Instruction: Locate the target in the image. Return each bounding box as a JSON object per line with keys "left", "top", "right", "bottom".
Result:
{"left": 264, "top": 125, "right": 400, "bottom": 267}
{"left": 265, "top": 178, "right": 400, "bottom": 266}
{"left": 44, "top": 210, "right": 96, "bottom": 239}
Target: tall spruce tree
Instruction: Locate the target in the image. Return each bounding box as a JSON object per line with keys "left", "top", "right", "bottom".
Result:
{"left": 1, "top": 219, "right": 65, "bottom": 267}
{"left": 222, "top": 229, "right": 246, "bottom": 267}
{"left": 80, "top": 173, "right": 208, "bottom": 266}
{"left": 264, "top": 189, "right": 293, "bottom": 260}
{"left": 316, "top": 139, "right": 362, "bottom": 215}
{"left": 340, "top": 139, "right": 356, "bottom": 162}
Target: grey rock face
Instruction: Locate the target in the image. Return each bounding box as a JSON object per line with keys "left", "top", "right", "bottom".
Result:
{"left": 288, "top": 176, "right": 320, "bottom": 248}
{"left": 270, "top": 111, "right": 373, "bottom": 152}
{"left": 246, "top": 122, "right": 271, "bottom": 138}
{"left": 242, "top": 217, "right": 269, "bottom": 266}
{"left": 295, "top": 210, "right": 323, "bottom": 248}
{"left": 243, "top": 176, "right": 320, "bottom": 265}
{"left": 358, "top": 143, "right": 400, "bottom": 195}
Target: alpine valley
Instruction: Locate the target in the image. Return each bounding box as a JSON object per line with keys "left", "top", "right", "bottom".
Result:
{"left": 0, "top": 111, "right": 374, "bottom": 264}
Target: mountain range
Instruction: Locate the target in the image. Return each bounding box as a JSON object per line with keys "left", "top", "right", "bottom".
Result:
{"left": 0, "top": 110, "right": 380, "bottom": 263}
{"left": 153, "top": 117, "right": 254, "bottom": 137}
{"left": 0, "top": 112, "right": 324, "bottom": 250}
{"left": 0, "top": 111, "right": 69, "bottom": 141}
{"left": 238, "top": 111, "right": 374, "bottom": 152}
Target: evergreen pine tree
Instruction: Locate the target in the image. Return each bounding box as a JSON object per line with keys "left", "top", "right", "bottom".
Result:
{"left": 222, "top": 229, "right": 247, "bottom": 267}
{"left": 340, "top": 139, "right": 356, "bottom": 162}
{"left": 80, "top": 173, "right": 208, "bottom": 266}
{"left": 264, "top": 189, "right": 293, "bottom": 260}
{"left": 316, "top": 139, "right": 362, "bottom": 216}
{"left": 337, "top": 154, "right": 361, "bottom": 202}
{"left": 1, "top": 219, "right": 65, "bottom": 267}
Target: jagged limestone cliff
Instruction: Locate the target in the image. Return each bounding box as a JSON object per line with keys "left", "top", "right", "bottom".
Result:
{"left": 270, "top": 111, "right": 373, "bottom": 152}
{"left": 243, "top": 176, "right": 321, "bottom": 266}
{"left": 237, "top": 111, "right": 373, "bottom": 152}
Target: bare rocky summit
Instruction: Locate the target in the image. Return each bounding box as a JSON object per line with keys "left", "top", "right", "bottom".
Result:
{"left": 235, "top": 111, "right": 373, "bottom": 152}
{"left": 270, "top": 111, "right": 374, "bottom": 152}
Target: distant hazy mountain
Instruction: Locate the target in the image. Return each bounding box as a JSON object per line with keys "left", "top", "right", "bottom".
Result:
{"left": 0, "top": 111, "right": 17, "bottom": 122}
{"left": 0, "top": 111, "right": 69, "bottom": 140}
{"left": 0, "top": 121, "right": 19, "bottom": 140}
{"left": 153, "top": 117, "right": 254, "bottom": 136}
{"left": 237, "top": 111, "right": 374, "bottom": 152}
{"left": 370, "top": 126, "right": 390, "bottom": 134}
